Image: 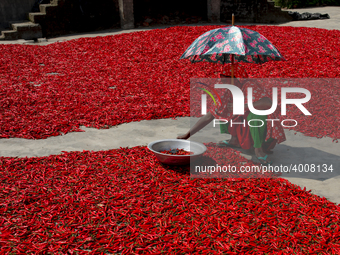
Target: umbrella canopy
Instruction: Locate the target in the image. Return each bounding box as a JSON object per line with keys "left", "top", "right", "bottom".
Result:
{"left": 180, "top": 26, "right": 285, "bottom": 64}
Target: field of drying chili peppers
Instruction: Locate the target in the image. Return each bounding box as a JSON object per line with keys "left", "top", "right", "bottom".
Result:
{"left": 0, "top": 25, "right": 339, "bottom": 140}
{"left": 1, "top": 25, "right": 340, "bottom": 254}
{"left": 1, "top": 145, "right": 340, "bottom": 253}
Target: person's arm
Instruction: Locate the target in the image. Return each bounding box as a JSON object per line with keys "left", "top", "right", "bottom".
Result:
{"left": 177, "top": 97, "right": 272, "bottom": 140}
{"left": 177, "top": 112, "right": 214, "bottom": 139}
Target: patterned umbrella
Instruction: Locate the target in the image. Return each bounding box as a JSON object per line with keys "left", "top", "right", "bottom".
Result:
{"left": 180, "top": 23, "right": 285, "bottom": 77}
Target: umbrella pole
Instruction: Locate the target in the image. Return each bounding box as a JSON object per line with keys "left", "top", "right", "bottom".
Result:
{"left": 231, "top": 54, "right": 234, "bottom": 85}
{"left": 231, "top": 14, "right": 235, "bottom": 85}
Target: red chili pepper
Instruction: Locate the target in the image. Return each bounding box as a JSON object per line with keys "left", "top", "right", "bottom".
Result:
{"left": 0, "top": 26, "right": 339, "bottom": 141}
{"left": 160, "top": 148, "right": 193, "bottom": 155}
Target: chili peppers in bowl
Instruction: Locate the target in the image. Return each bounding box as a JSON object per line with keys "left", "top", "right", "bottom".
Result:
{"left": 147, "top": 139, "right": 207, "bottom": 165}
{"left": 160, "top": 148, "right": 194, "bottom": 155}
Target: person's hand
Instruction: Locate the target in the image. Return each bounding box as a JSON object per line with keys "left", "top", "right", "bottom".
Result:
{"left": 177, "top": 133, "right": 189, "bottom": 140}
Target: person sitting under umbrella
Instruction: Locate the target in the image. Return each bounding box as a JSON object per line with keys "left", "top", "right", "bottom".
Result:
{"left": 177, "top": 65, "right": 286, "bottom": 165}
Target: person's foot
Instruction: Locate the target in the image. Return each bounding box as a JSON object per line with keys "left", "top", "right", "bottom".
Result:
{"left": 255, "top": 147, "right": 272, "bottom": 164}
{"left": 217, "top": 136, "right": 240, "bottom": 147}
{"left": 263, "top": 148, "right": 274, "bottom": 154}
{"left": 262, "top": 140, "right": 275, "bottom": 154}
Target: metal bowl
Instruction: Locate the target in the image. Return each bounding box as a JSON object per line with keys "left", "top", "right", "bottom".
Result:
{"left": 147, "top": 139, "right": 207, "bottom": 165}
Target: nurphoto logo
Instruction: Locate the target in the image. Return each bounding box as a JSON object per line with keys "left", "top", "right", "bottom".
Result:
{"left": 200, "top": 84, "right": 311, "bottom": 128}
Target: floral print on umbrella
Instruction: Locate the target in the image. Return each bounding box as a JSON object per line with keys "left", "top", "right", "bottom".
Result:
{"left": 180, "top": 26, "right": 285, "bottom": 65}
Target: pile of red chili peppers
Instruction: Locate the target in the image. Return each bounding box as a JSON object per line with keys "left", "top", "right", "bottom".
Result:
{"left": 0, "top": 25, "right": 339, "bottom": 140}
{"left": 0, "top": 145, "right": 339, "bottom": 253}
{"left": 0, "top": 25, "right": 340, "bottom": 253}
